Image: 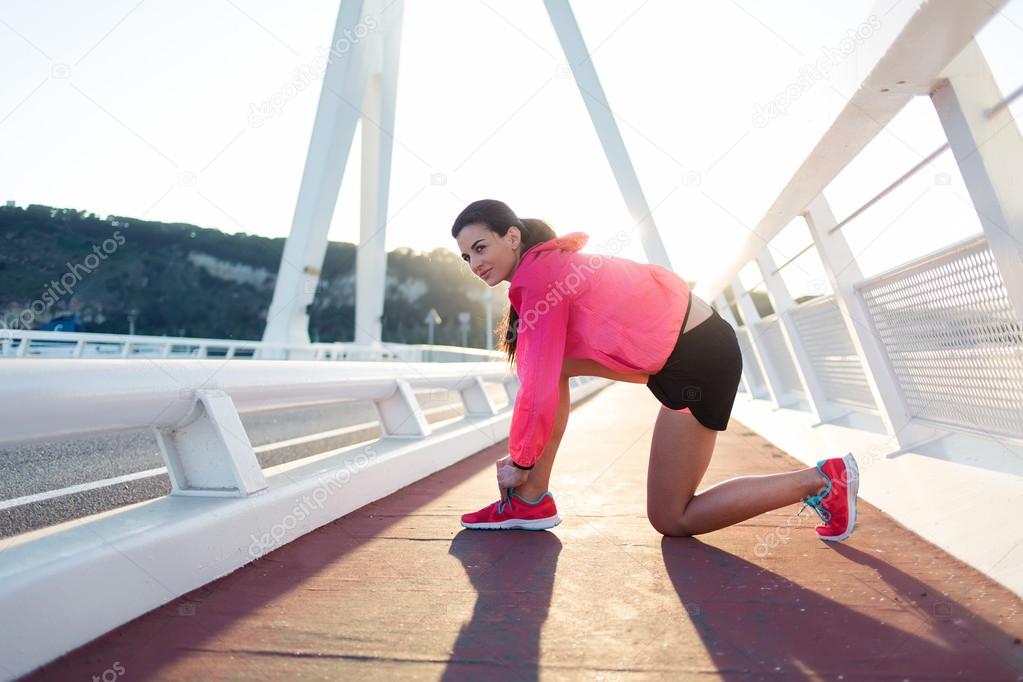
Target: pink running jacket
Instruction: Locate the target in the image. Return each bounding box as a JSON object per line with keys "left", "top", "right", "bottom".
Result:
{"left": 507, "top": 232, "right": 690, "bottom": 467}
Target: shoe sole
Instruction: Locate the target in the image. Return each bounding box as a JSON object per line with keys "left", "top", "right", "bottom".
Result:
{"left": 819, "top": 452, "right": 858, "bottom": 542}
{"left": 460, "top": 514, "right": 562, "bottom": 531}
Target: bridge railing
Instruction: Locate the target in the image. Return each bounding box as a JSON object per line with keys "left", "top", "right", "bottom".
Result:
{"left": 699, "top": 2, "right": 1023, "bottom": 600}
{"left": 2, "top": 359, "right": 513, "bottom": 452}
{"left": 0, "top": 329, "right": 505, "bottom": 363}
{"left": 703, "top": 6, "right": 1023, "bottom": 445}
{"left": 0, "top": 355, "right": 609, "bottom": 678}
{"left": 855, "top": 234, "right": 1023, "bottom": 439}
{"left": 786, "top": 295, "right": 877, "bottom": 412}
{"left": 734, "top": 233, "right": 1023, "bottom": 441}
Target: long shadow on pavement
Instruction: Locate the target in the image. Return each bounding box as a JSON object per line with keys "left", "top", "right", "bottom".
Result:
{"left": 661, "top": 537, "right": 1022, "bottom": 679}
{"left": 442, "top": 529, "right": 562, "bottom": 682}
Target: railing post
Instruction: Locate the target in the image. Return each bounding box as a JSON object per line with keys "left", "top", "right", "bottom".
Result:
{"left": 712, "top": 295, "right": 751, "bottom": 396}
{"left": 804, "top": 194, "right": 935, "bottom": 447}
{"left": 154, "top": 389, "right": 268, "bottom": 497}
{"left": 374, "top": 379, "right": 430, "bottom": 438}
{"left": 756, "top": 249, "right": 843, "bottom": 422}
{"left": 731, "top": 277, "right": 788, "bottom": 408}
{"left": 502, "top": 374, "right": 520, "bottom": 406}
{"left": 932, "top": 40, "right": 1023, "bottom": 320}
{"left": 544, "top": 0, "right": 674, "bottom": 271}
{"left": 459, "top": 376, "right": 499, "bottom": 417}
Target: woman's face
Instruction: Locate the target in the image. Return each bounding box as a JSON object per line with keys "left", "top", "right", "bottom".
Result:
{"left": 456, "top": 223, "right": 521, "bottom": 286}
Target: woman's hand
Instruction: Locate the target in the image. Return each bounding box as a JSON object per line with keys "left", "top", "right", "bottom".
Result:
{"left": 496, "top": 454, "right": 529, "bottom": 498}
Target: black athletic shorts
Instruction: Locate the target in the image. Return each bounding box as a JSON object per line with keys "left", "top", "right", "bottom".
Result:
{"left": 646, "top": 296, "right": 744, "bottom": 431}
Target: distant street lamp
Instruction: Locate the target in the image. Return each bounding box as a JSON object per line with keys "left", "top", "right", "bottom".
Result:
{"left": 484, "top": 289, "right": 494, "bottom": 351}
{"left": 424, "top": 307, "right": 442, "bottom": 361}
{"left": 458, "top": 311, "right": 471, "bottom": 348}
{"left": 127, "top": 308, "right": 139, "bottom": 336}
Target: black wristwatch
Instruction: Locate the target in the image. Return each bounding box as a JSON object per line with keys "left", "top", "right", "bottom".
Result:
{"left": 511, "top": 460, "right": 535, "bottom": 470}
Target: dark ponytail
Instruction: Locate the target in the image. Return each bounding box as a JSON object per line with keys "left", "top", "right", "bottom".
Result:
{"left": 451, "top": 200, "right": 556, "bottom": 366}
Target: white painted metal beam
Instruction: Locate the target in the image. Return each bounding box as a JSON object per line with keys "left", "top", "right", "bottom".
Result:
{"left": 803, "top": 194, "right": 936, "bottom": 447}
{"left": 932, "top": 40, "right": 1023, "bottom": 320}
{"left": 697, "top": 0, "right": 1008, "bottom": 302}
{"left": 756, "top": 249, "right": 843, "bottom": 422}
{"left": 543, "top": 0, "right": 672, "bottom": 270}
{"left": 356, "top": 4, "right": 405, "bottom": 346}
{"left": 712, "top": 294, "right": 750, "bottom": 396}
{"left": 731, "top": 278, "right": 786, "bottom": 408}
{"left": 0, "top": 358, "right": 512, "bottom": 448}
{"left": 262, "top": 0, "right": 404, "bottom": 348}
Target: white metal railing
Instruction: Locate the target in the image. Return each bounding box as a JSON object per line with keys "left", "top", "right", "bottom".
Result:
{"left": 0, "top": 355, "right": 609, "bottom": 678}
{"left": 697, "top": 2, "right": 1023, "bottom": 605}
{"left": 0, "top": 329, "right": 504, "bottom": 363}
{"left": 0, "top": 359, "right": 513, "bottom": 449}
{"left": 390, "top": 344, "right": 507, "bottom": 363}
{"left": 705, "top": 15, "right": 1023, "bottom": 449}
{"left": 735, "top": 327, "right": 769, "bottom": 400}
{"left": 751, "top": 314, "right": 807, "bottom": 406}
{"left": 857, "top": 235, "right": 1023, "bottom": 439}
{"left": 788, "top": 296, "right": 877, "bottom": 411}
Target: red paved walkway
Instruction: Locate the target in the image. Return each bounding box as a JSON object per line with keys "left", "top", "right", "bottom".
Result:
{"left": 28, "top": 383, "right": 1023, "bottom": 680}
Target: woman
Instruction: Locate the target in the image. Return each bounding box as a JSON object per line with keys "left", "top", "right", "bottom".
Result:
{"left": 452, "top": 199, "right": 857, "bottom": 541}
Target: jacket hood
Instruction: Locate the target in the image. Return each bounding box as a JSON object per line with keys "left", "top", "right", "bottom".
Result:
{"left": 522, "top": 231, "right": 589, "bottom": 258}
{"left": 510, "top": 232, "right": 589, "bottom": 289}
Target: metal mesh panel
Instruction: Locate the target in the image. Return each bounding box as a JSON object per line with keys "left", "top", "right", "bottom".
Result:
{"left": 754, "top": 315, "right": 807, "bottom": 402}
{"left": 790, "top": 296, "right": 877, "bottom": 410}
{"left": 736, "top": 327, "right": 768, "bottom": 399}
{"left": 858, "top": 236, "right": 1023, "bottom": 438}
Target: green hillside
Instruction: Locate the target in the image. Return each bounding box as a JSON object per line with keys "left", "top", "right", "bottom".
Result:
{"left": 0, "top": 203, "right": 496, "bottom": 347}
{"left": 0, "top": 203, "right": 754, "bottom": 347}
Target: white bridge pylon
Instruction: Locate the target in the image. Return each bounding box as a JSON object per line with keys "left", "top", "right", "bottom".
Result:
{"left": 262, "top": 0, "right": 673, "bottom": 348}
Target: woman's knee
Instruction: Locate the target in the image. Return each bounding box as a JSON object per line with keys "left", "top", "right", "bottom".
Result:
{"left": 648, "top": 513, "right": 694, "bottom": 537}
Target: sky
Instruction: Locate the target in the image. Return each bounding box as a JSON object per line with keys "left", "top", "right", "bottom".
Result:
{"left": 2, "top": 0, "right": 1021, "bottom": 300}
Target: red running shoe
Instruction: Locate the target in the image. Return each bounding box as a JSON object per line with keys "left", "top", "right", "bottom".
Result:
{"left": 800, "top": 453, "right": 859, "bottom": 542}
{"left": 460, "top": 490, "right": 561, "bottom": 530}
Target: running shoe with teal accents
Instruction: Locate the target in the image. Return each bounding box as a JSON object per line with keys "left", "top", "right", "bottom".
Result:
{"left": 800, "top": 453, "right": 859, "bottom": 542}
{"left": 460, "top": 490, "right": 561, "bottom": 530}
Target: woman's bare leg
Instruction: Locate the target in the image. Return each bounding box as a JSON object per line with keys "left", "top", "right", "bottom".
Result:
{"left": 647, "top": 406, "right": 828, "bottom": 536}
